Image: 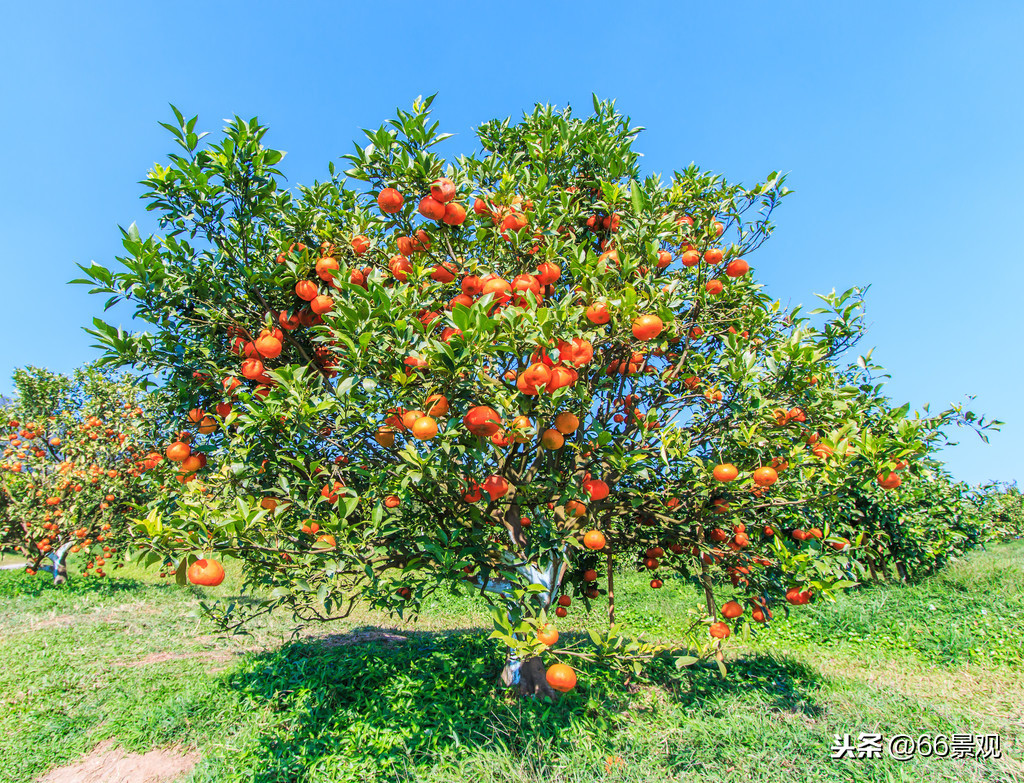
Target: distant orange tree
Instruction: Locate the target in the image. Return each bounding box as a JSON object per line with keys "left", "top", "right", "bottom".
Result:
{"left": 0, "top": 365, "right": 162, "bottom": 583}
{"left": 77, "top": 98, "right": 988, "bottom": 696}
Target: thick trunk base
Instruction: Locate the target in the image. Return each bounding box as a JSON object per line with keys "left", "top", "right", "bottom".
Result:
{"left": 501, "top": 656, "right": 559, "bottom": 700}
{"left": 46, "top": 555, "right": 68, "bottom": 586}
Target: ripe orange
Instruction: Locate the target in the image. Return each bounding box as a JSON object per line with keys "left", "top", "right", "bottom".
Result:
{"left": 481, "top": 276, "right": 511, "bottom": 303}
{"left": 377, "top": 188, "right": 404, "bottom": 213}
{"left": 811, "top": 443, "right": 834, "bottom": 459}
{"left": 721, "top": 600, "right": 744, "bottom": 619}
{"left": 752, "top": 466, "right": 778, "bottom": 487}
{"left": 681, "top": 249, "right": 700, "bottom": 267}
{"left": 374, "top": 428, "right": 395, "bottom": 448}
{"left": 583, "top": 529, "right": 606, "bottom": 550}
{"left": 554, "top": 412, "right": 579, "bottom": 434}
{"left": 443, "top": 200, "right": 470, "bottom": 226}
{"left": 295, "top": 279, "right": 318, "bottom": 301}
{"left": 388, "top": 255, "right": 412, "bottom": 281}
{"left": 709, "top": 621, "right": 730, "bottom": 639}
{"left": 384, "top": 495, "right": 401, "bottom": 508}
{"left": 241, "top": 358, "right": 264, "bottom": 380}
{"left": 536, "top": 625, "right": 559, "bottom": 646}
{"left": 536, "top": 262, "right": 561, "bottom": 284}
{"left": 500, "top": 212, "right": 528, "bottom": 234}
{"left": 461, "top": 275, "right": 484, "bottom": 295}
{"left": 401, "top": 409, "right": 425, "bottom": 430}
{"left": 482, "top": 474, "right": 510, "bottom": 500}
{"left": 545, "top": 365, "right": 576, "bottom": 393}
{"left": 785, "top": 587, "right": 812, "bottom": 605}
{"left": 310, "top": 295, "right": 334, "bottom": 315}
{"left": 509, "top": 415, "right": 533, "bottom": 443}
{"left": 429, "top": 177, "right": 457, "bottom": 203}
{"left": 463, "top": 406, "right": 502, "bottom": 437}
{"left": 419, "top": 195, "right": 446, "bottom": 221}
{"left": 712, "top": 463, "right": 739, "bottom": 482}
{"left": 632, "top": 314, "right": 663, "bottom": 341}
{"left": 704, "top": 248, "right": 724, "bottom": 265}
{"left": 582, "top": 478, "right": 609, "bottom": 501}
{"left": 705, "top": 280, "right": 724, "bottom": 295}
{"left": 425, "top": 394, "right": 449, "bottom": 417}
{"left": 351, "top": 235, "right": 370, "bottom": 255}
{"left": 586, "top": 303, "right": 611, "bottom": 324}
{"left": 877, "top": 471, "right": 902, "bottom": 489}
{"left": 540, "top": 429, "right": 564, "bottom": 450}
{"left": 187, "top": 558, "right": 225, "bottom": 587}
{"left": 411, "top": 416, "right": 438, "bottom": 440}
{"left": 166, "top": 441, "right": 191, "bottom": 462}
{"left": 726, "top": 259, "right": 750, "bottom": 277}
{"left": 316, "top": 256, "right": 340, "bottom": 282}
{"left": 583, "top": 569, "right": 598, "bottom": 582}
{"left": 520, "top": 362, "right": 552, "bottom": 394}
{"left": 546, "top": 663, "right": 577, "bottom": 692}
{"left": 565, "top": 499, "right": 587, "bottom": 517}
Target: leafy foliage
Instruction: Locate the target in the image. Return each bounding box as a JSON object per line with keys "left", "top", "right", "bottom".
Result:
{"left": 75, "top": 97, "right": 994, "bottom": 690}
{"left": 0, "top": 364, "right": 163, "bottom": 582}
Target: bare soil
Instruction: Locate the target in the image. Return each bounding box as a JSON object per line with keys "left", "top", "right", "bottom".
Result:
{"left": 35, "top": 740, "right": 198, "bottom": 783}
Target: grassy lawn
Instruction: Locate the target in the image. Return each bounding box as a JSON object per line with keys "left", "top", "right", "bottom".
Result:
{"left": 1, "top": 543, "right": 1022, "bottom": 782}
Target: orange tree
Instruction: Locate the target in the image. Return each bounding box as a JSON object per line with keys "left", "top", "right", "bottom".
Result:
{"left": 77, "top": 98, "right": 967, "bottom": 695}
{"left": 758, "top": 352, "right": 999, "bottom": 585}
{"left": 0, "top": 365, "right": 162, "bottom": 583}
{"left": 979, "top": 482, "right": 1024, "bottom": 541}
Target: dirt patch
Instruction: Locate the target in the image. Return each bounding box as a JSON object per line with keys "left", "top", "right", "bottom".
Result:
{"left": 31, "top": 614, "right": 79, "bottom": 629}
{"left": 36, "top": 740, "right": 198, "bottom": 783}
{"left": 111, "top": 650, "right": 239, "bottom": 667}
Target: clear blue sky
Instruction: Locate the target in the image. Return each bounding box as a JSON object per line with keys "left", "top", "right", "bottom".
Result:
{"left": 2, "top": 1, "right": 1021, "bottom": 486}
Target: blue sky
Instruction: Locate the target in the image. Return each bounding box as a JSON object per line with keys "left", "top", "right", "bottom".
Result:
{"left": 1, "top": 1, "right": 1021, "bottom": 486}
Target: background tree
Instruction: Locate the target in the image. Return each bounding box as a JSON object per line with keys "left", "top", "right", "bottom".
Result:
{"left": 78, "top": 98, "right": 989, "bottom": 696}
{"left": 0, "top": 364, "right": 162, "bottom": 583}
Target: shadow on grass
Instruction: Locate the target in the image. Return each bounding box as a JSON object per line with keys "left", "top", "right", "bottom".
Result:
{"left": 212, "top": 626, "right": 826, "bottom": 782}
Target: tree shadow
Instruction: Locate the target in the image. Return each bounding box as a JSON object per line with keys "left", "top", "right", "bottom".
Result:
{"left": 671, "top": 653, "right": 826, "bottom": 718}
{"left": 213, "top": 626, "right": 828, "bottom": 782}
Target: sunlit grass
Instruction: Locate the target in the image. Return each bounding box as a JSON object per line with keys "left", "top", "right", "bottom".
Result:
{"left": 1, "top": 542, "right": 1021, "bottom": 782}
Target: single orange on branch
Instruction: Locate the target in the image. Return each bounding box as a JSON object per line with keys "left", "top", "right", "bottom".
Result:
{"left": 187, "top": 558, "right": 225, "bottom": 587}
{"left": 546, "top": 663, "right": 577, "bottom": 692}
{"left": 712, "top": 463, "right": 738, "bottom": 482}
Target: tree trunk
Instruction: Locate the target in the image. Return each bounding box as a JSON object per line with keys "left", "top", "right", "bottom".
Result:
{"left": 867, "top": 556, "right": 879, "bottom": 582}
{"left": 507, "top": 655, "right": 559, "bottom": 699}
{"left": 53, "top": 555, "right": 68, "bottom": 586}
{"left": 700, "top": 559, "right": 717, "bottom": 619}
{"left": 894, "top": 560, "right": 908, "bottom": 583}
{"left": 606, "top": 551, "right": 615, "bottom": 627}
{"left": 483, "top": 547, "right": 568, "bottom": 700}
{"left": 43, "top": 543, "right": 74, "bottom": 586}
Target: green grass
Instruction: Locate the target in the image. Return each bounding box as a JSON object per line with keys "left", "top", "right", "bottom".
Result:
{"left": 1, "top": 543, "right": 1022, "bottom": 782}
